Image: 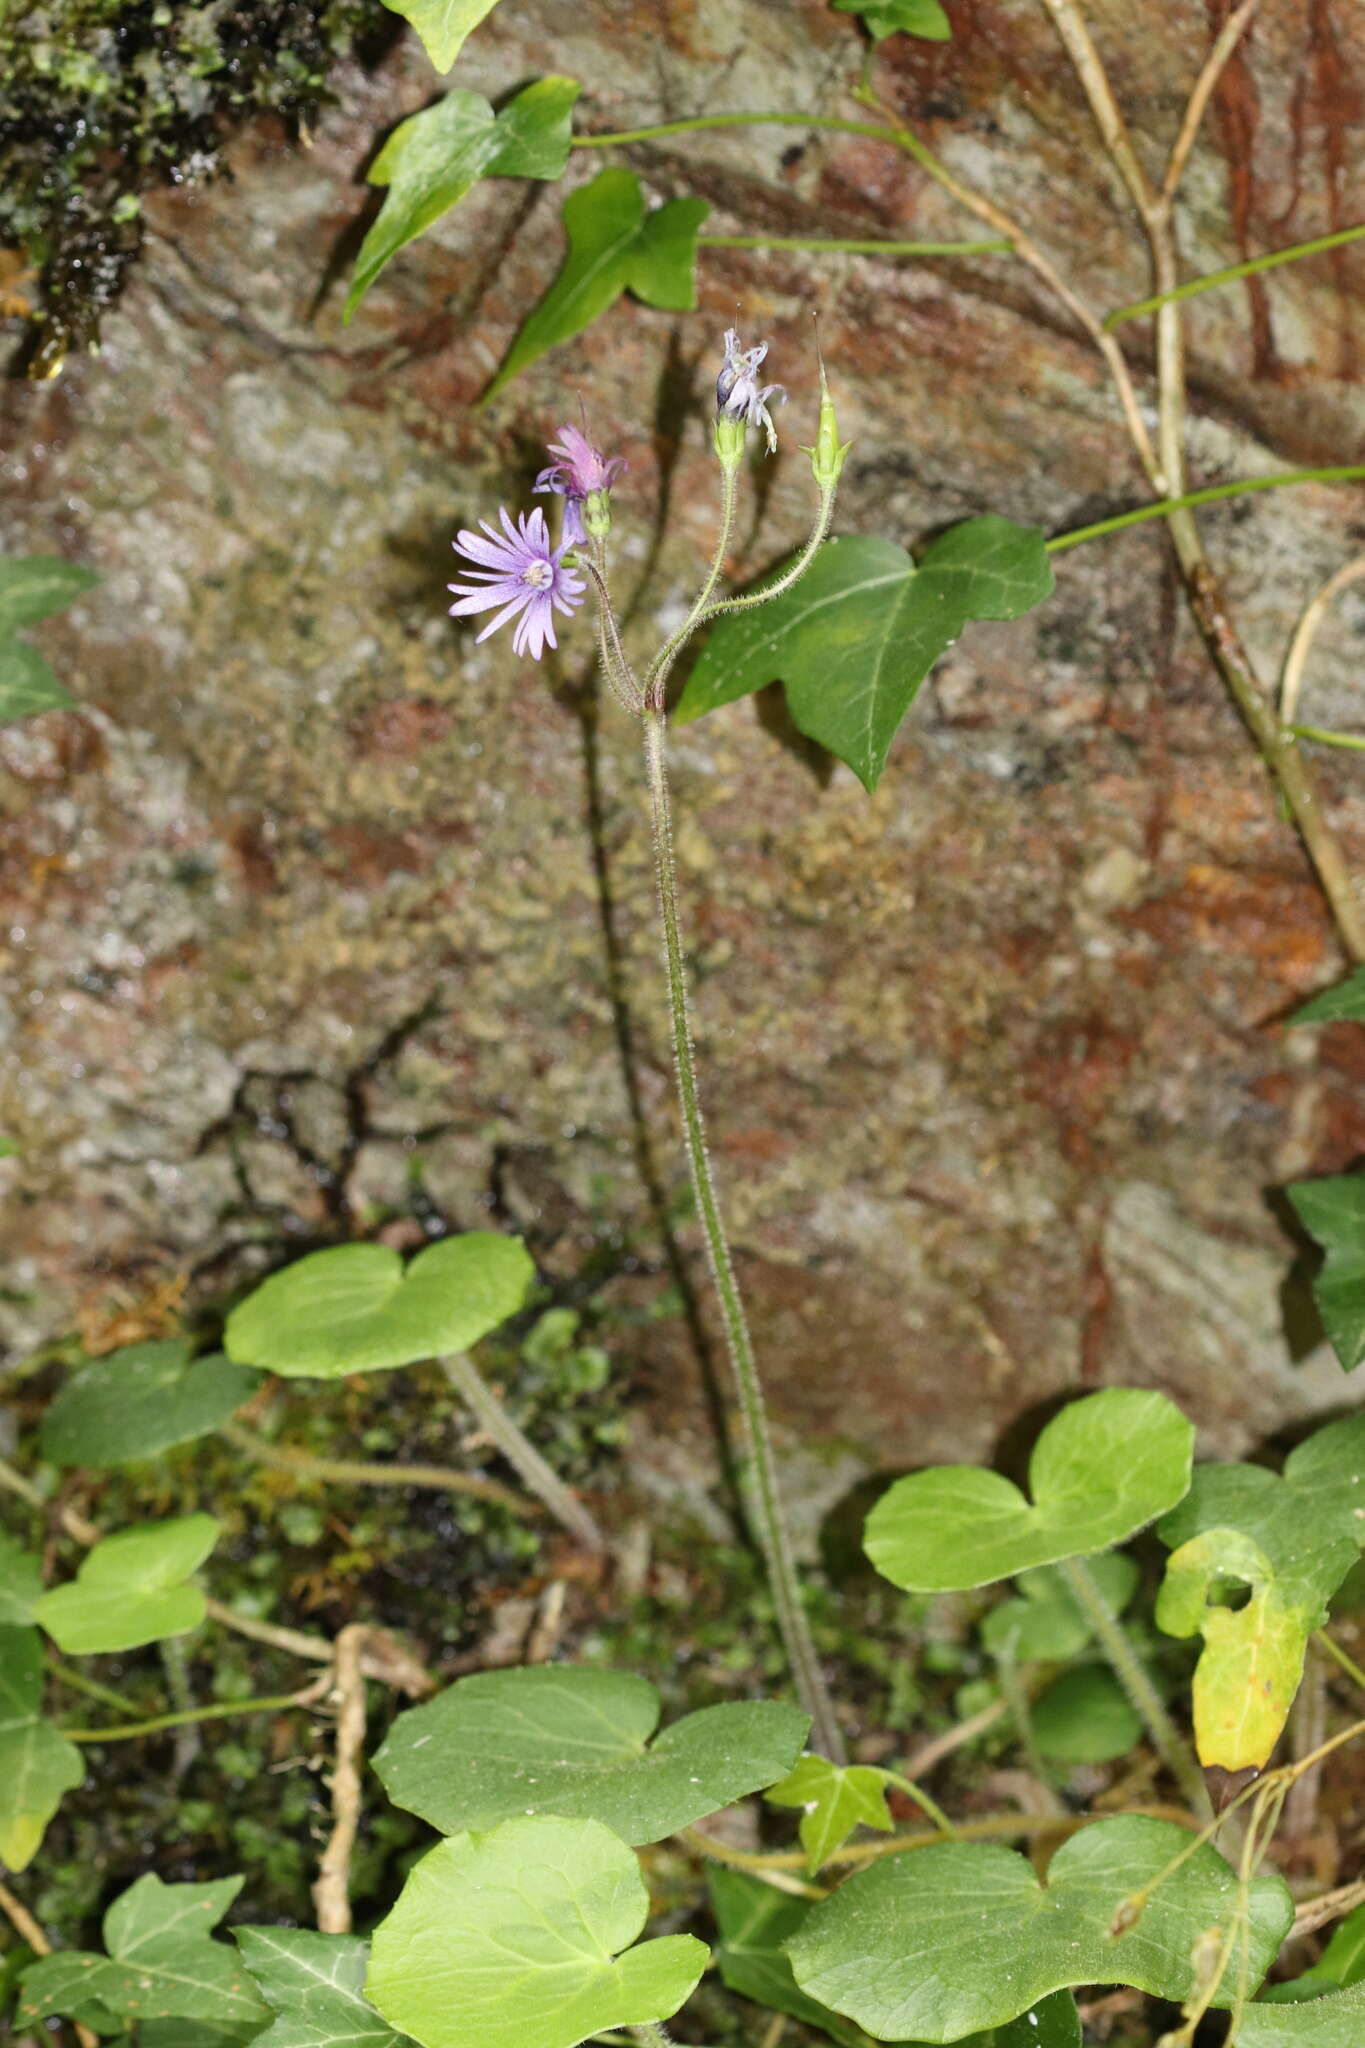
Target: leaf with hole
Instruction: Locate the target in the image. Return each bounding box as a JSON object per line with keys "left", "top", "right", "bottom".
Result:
{"left": 32, "top": 1513, "right": 219, "bottom": 1654}
{"left": 674, "top": 522, "right": 1054, "bottom": 792}
{"left": 865, "top": 1390, "right": 1192, "bottom": 1592}
{"left": 373, "top": 1663, "right": 808, "bottom": 1844}
{"left": 346, "top": 79, "right": 579, "bottom": 319}
{"left": 1156, "top": 1411, "right": 1365, "bottom": 1769}
{"left": 708, "top": 1869, "right": 1080, "bottom": 2048}
{"left": 981, "top": 1552, "right": 1140, "bottom": 1663}
{"left": 833, "top": 0, "right": 952, "bottom": 40}
{"left": 765, "top": 1754, "right": 893, "bottom": 1870}
{"left": 224, "top": 1233, "right": 533, "bottom": 1378}
{"left": 19, "top": 1876, "right": 268, "bottom": 2031}
{"left": 787, "top": 1815, "right": 1290, "bottom": 2041}
{"left": 0, "top": 1625, "right": 85, "bottom": 1870}
{"left": 234, "top": 1929, "right": 416, "bottom": 2048}
{"left": 1287, "top": 968, "right": 1365, "bottom": 1025}
{"left": 40, "top": 1339, "right": 262, "bottom": 1468}
{"left": 1285, "top": 1173, "right": 1365, "bottom": 1371}
{"left": 378, "top": 0, "right": 501, "bottom": 70}
{"left": 365, "top": 1816, "right": 707, "bottom": 2048}
{"left": 485, "top": 168, "right": 708, "bottom": 399}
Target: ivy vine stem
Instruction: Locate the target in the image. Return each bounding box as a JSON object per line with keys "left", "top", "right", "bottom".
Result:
{"left": 642, "top": 707, "right": 844, "bottom": 1763}
{"left": 61, "top": 1689, "right": 321, "bottom": 1744}
{"left": 699, "top": 232, "right": 1010, "bottom": 258}
{"left": 1055, "top": 1554, "right": 1210, "bottom": 1819}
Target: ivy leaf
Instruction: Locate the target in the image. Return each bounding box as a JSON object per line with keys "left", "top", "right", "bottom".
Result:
{"left": 1031, "top": 1665, "right": 1143, "bottom": 1765}
{"left": 485, "top": 168, "right": 709, "bottom": 400}
{"left": 833, "top": 0, "right": 952, "bottom": 41}
{"left": 373, "top": 1663, "right": 808, "bottom": 1845}
{"left": 0, "top": 1625, "right": 85, "bottom": 1871}
{"left": 0, "top": 554, "right": 96, "bottom": 725}
{"left": 345, "top": 79, "right": 580, "bottom": 320}
{"left": 787, "top": 1815, "right": 1291, "bottom": 2041}
{"left": 865, "top": 1390, "right": 1193, "bottom": 1592}
{"left": 765, "top": 1755, "right": 893, "bottom": 1871}
{"left": 1155, "top": 1411, "right": 1365, "bottom": 1769}
{"left": 1287, "top": 967, "right": 1365, "bottom": 1024}
{"left": 40, "top": 1340, "right": 262, "bottom": 1468}
{"left": 0, "top": 1530, "right": 44, "bottom": 1624}
{"left": 982, "top": 1553, "right": 1140, "bottom": 1663}
{"left": 1285, "top": 1174, "right": 1365, "bottom": 1371}
{"left": 32, "top": 1513, "right": 219, "bottom": 1654}
{"left": 378, "top": 0, "right": 500, "bottom": 72}
{"left": 19, "top": 1876, "right": 268, "bottom": 2032}
{"left": 675, "top": 523, "right": 1053, "bottom": 792}
{"left": 224, "top": 1233, "right": 533, "bottom": 1378}
{"left": 365, "top": 1817, "right": 708, "bottom": 2048}
{"left": 234, "top": 1929, "right": 416, "bottom": 2048}
{"left": 1237, "top": 1983, "right": 1365, "bottom": 2043}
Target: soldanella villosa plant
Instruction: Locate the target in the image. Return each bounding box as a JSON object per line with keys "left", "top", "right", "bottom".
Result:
{"left": 9, "top": 325, "right": 1365, "bottom": 2048}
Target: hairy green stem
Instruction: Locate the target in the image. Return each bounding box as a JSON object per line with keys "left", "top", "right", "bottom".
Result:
{"left": 644, "top": 462, "right": 739, "bottom": 705}
{"left": 221, "top": 1420, "right": 533, "bottom": 1515}
{"left": 440, "top": 1352, "right": 606, "bottom": 1554}
{"left": 1047, "top": 466, "right": 1365, "bottom": 552}
{"left": 699, "top": 232, "right": 1010, "bottom": 257}
{"left": 1106, "top": 221, "right": 1365, "bottom": 327}
{"left": 63, "top": 1691, "right": 316, "bottom": 1743}
{"left": 1056, "top": 1554, "right": 1210, "bottom": 1818}
{"left": 877, "top": 1769, "right": 957, "bottom": 1836}
{"left": 703, "top": 485, "right": 837, "bottom": 623}
{"left": 643, "top": 708, "right": 844, "bottom": 1762}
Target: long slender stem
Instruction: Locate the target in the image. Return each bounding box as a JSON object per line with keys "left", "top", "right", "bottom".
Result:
{"left": 1159, "top": 0, "right": 1262, "bottom": 208}
{"left": 62, "top": 1689, "right": 320, "bottom": 1743}
{"left": 1280, "top": 553, "right": 1365, "bottom": 726}
{"left": 701, "top": 486, "right": 837, "bottom": 624}
{"left": 642, "top": 708, "right": 844, "bottom": 1762}
{"left": 220, "top": 1420, "right": 534, "bottom": 1515}
{"left": 440, "top": 1352, "right": 606, "bottom": 1554}
{"left": 644, "top": 463, "right": 739, "bottom": 705}
{"left": 877, "top": 1769, "right": 957, "bottom": 1836}
{"left": 43, "top": 1653, "right": 148, "bottom": 1720}
{"left": 1106, "top": 221, "right": 1365, "bottom": 328}
{"left": 1292, "top": 724, "right": 1365, "bottom": 753}
{"left": 699, "top": 233, "right": 1011, "bottom": 257}
{"left": 1056, "top": 1554, "right": 1211, "bottom": 1818}
{"left": 1047, "top": 466, "right": 1365, "bottom": 551}
{"left": 1313, "top": 1628, "right": 1365, "bottom": 1694}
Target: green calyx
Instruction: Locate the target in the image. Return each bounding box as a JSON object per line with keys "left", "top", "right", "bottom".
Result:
{"left": 581, "top": 489, "right": 613, "bottom": 539}
{"left": 713, "top": 414, "right": 748, "bottom": 472}
{"left": 799, "top": 371, "right": 852, "bottom": 491}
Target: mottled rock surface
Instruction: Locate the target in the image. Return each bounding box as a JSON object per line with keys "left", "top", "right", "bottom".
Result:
{"left": 3, "top": 0, "right": 1365, "bottom": 1513}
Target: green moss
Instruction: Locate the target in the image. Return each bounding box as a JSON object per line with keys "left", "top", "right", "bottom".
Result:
{"left": 0, "top": 0, "right": 394, "bottom": 373}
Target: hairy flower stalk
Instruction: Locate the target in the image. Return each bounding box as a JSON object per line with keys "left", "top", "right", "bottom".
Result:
{"left": 445, "top": 375, "right": 848, "bottom": 1760}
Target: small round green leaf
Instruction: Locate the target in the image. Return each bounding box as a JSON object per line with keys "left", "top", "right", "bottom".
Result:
{"left": 787, "top": 1815, "right": 1290, "bottom": 2041}
{"left": 32, "top": 1513, "right": 219, "bottom": 1654}
{"left": 40, "top": 1341, "right": 261, "bottom": 1467}
{"left": 865, "top": 1390, "right": 1193, "bottom": 1592}
{"left": 364, "top": 1817, "right": 707, "bottom": 2048}
{"left": 1031, "top": 1665, "right": 1143, "bottom": 1764}
{"left": 224, "top": 1234, "right": 534, "bottom": 1378}
{"left": 373, "top": 1664, "right": 808, "bottom": 1845}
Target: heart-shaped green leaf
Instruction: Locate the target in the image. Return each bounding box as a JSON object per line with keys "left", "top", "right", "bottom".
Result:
{"left": 833, "top": 0, "right": 952, "bottom": 40}
{"left": 1236, "top": 1983, "right": 1365, "bottom": 2043}
{"left": 1031, "top": 1665, "right": 1143, "bottom": 1764}
{"left": 1156, "top": 1411, "right": 1365, "bottom": 1768}
{"left": 982, "top": 1553, "right": 1140, "bottom": 1663}
{"left": 709, "top": 1868, "right": 1080, "bottom": 2048}
{"left": 0, "top": 1531, "right": 43, "bottom": 1624}
{"left": 235, "top": 1929, "right": 416, "bottom": 2048}
{"left": 19, "top": 1876, "right": 268, "bottom": 2031}
{"left": 675, "top": 523, "right": 1054, "bottom": 792}
{"left": 787, "top": 1815, "right": 1291, "bottom": 2041}
{"left": 0, "top": 1625, "right": 85, "bottom": 1870}
{"left": 346, "top": 79, "right": 579, "bottom": 319}
{"left": 485, "top": 169, "right": 708, "bottom": 400}
{"left": 40, "top": 1340, "right": 261, "bottom": 1468}
{"left": 33, "top": 1513, "right": 219, "bottom": 1653}
{"left": 365, "top": 1817, "right": 707, "bottom": 2048}
{"left": 373, "top": 1663, "right": 808, "bottom": 1845}
{"left": 865, "top": 1390, "right": 1193, "bottom": 1592}
{"left": 1287, "top": 968, "right": 1365, "bottom": 1024}
{"left": 378, "top": 0, "right": 500, "bottom": 71}
{"left": 1285, "top": 1174, "right": 1365, "bottom": 1371}
{"left": 224, "top": 1233, "right": 533, "bottom": 1378}
{"left": 765, "top": 1754, "right": 893, "bottom": 1871}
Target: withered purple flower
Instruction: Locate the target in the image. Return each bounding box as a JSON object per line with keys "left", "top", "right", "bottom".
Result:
{"left": 447, "top": 506, "right": 586, "bottom": 661}
{"left": 535, "top": 423, "right": 626, "bottom": 546}
{"left": 716, "top": 327, "right": 787, "bottom": 453}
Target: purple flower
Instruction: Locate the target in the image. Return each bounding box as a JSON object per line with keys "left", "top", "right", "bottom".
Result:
{"left": 716, "top": 328, "right": 786, "bottom": 453}
{"left": 534, "top": 423, "right": 626, "bottom": 502}
{"left": 447, "top": 506, "right": 586, "bottom": 661}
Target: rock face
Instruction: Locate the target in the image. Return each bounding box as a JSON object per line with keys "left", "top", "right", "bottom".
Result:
{"left": 2, "top": 0, "right": 1364, "bottom": 1500}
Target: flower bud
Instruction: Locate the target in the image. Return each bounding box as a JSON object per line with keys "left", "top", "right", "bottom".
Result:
{"left": 800, "top": 365, "right": 852, "bottom": 492}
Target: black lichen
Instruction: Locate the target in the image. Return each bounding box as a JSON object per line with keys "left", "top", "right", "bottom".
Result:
{"left": 0, "top": 0, "right": 395, "bottom": 376}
